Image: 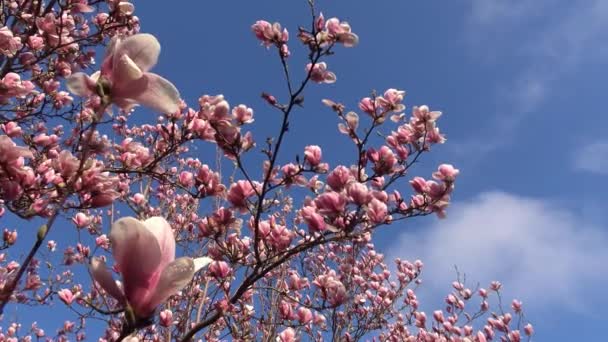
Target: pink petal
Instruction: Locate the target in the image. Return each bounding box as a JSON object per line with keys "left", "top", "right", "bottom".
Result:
{"left": 145, "top": 257, "right": 208, "bottom": 314}
{"left": 113, "top": 54, "right": 144, "bottom": 85}
{"left": 100, "top": 37, "right": 120, "bottom": 76}
{"left": 117, "top": 2, "right": 135, "bottom": 16}
{"left": 113, "top": 33, "right": 160, "bottom": 73}
{"left": 340, "top": 33, "right": 359, "bottom": 47}
{"left": 142, "top": 217, "right": 175, "bottom": 269}
{"left": 90, "top": 257, "right": 125, "bottom": 302}
{"left": 109, "top": 217, "right": 162, "bottom": 309}
{"left": 66, "top": 72, "right": 95, "bottom": 96}
{"left": 114, "top": 73, "right": 180, "bottom": 113}
{"left": 193, "top": 257, "right": 212, "bottom": 272}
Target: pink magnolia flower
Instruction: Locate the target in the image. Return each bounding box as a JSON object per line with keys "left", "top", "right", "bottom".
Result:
{"left": 159, "top": 309, "right": 173, "bottom": 327}
{"left": 367, "top": 146, "right": 398, "bottom": 176}
{"left": 366, "top": 198, "right": 388, "bottom": 224}
{"left": 251, "top": 20, "right": 289, "bottom": 47}
{"left": 67, "top": 34, "right": 180, "bottom": 114}
{"left": 297, "top": 307, "right": 313, "bottom": 324}
{"left": 432, "top": 163, "right": 460, "bottom": 182}
{"left": 0, "top": 73, "right": 35, "bottom": 103}
{"left": 377, "top": 88, "right": 406, "bottom": 113}
{"left": 324, "top": 18, "right": 359, "bottom": 47}
{"left": 314, "top": 191, "right": 346, "bottom": 217}
{"left": 232, "top": 104, "right": 254, "bottom": 125}
{"left": 227, "top": 180, "right": 258, "bottom": 212}
{"left": 90, "top": 217, "right": 212, "bottom": 318}
{"left": 277, "top": 327, "right": 297, "bottom": 342}
{"left": 304, "top": 145, "right": 322, "bottom": 166}
{"left": 327, "top": 165, "right": 354, "bottom": 191}
{"left": 58, "top": 289, "right": 76, "bottom": 305}
{"left": 307, "top": 62, "right": 336, "bottom": 84}
{"left": 209, "top": 260, "right": 231, "bottom": 278}
{"left": 300, "top": 206, "right": 326, "bottom": 232}
{"left": 0, "top": 27, "right": 23, "bottom": 57}
{"left": 72, "top": 213, "right": 92, "bottom": 228}
{"left": 0, "top": 135, "right": 33, "bottom": 171}
{"left": 109, "top": 1, "right": 135, "bottom": 16}
{"left": 347, "top": 182, "right": 372, "bottom": 205}
{"left": 1, "top": 122, "right": 22, "bottom": 138}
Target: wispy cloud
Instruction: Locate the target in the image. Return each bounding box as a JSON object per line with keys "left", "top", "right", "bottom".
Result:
{"left": 574, "top": 141, "right": 608, "bottom": 175}
{"left": 388, "top": 192, "right": 608, "bottom": 315}
{"left": 455, "top": 0, "right": 608, "bottom": 156}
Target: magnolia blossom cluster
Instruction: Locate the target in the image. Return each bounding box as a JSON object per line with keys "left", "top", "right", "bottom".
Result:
{"left": 0, "top": 1, "right": 534, "bottom": 341}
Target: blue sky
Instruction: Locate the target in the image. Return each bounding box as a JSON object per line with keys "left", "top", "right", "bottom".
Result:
{"left": 138, "top": 0, "right": 608, "bottom": 340}
{"left": 4, "top": 0, "right": 608, "bottom": 340}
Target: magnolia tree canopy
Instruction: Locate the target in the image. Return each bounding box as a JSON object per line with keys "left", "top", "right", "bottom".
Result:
{"left": 0, "top": 0, "right": 532, "bottom": 341}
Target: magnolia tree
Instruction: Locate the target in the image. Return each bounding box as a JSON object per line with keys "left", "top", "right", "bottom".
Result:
{"left": 0, "top": 0, "right": 533, "bottom": 341}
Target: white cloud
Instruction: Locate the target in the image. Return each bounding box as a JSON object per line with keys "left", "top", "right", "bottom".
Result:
{"left": 458, "top": 0, "right": 608, "bottom": 156}
{"left": 574, "top": 141, "right": 608, "bottom": 175}
{"left": 388, "top": 192, "right": 608, "bottom": 316}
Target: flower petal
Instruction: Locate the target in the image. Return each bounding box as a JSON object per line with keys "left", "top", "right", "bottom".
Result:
{"left": 109, "top": 217, "right": 162, "bottom": 307}
{"left": 113, "top": 33, "right": 160, "bottom": 73}
{"left": 113, "top": 54, "right": 144, "bottom": 84}
{"left": 114, "top": 73, "right": 180, "bottom": 113}
{"left": 193, "top": 257, "right": 213, "bottom": 272}
{"left": 143, "top": 217, "right": 175, "bottom": 269}
{"left": 145, "top": 257, "right": 206, "bottom": 314}
{"left": 66, "top": 72, "right": 95, "bottom": 96}
{"left": 90, "top": 257, "right": 125, "bottom": 302}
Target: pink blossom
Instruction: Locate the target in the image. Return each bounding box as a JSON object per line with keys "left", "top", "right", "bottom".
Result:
{"left": 490, "top": 281, "right": 502, "bottom": 291}
{"left": 3, "top": 229, "right": 17, "bottom": 245}
{"left": 347, "top": 182, "right": 372, "bottom": 205}
{"left": 232, "top": 104, "right": 254, "bottom": 125}
{"left": 307, "top": 62, "right": 336, "bottom": 84}
{"left": 313, "top": 271, "right": 347, "bottom": 306}
{"left": 297, "top": 307, "right": 313, "bottom": 324}
{"left": 67, "top": 34, "right": 180, "bottom": 113}
{"left": 314, "top": 191, "right": 346, "bottom": 217}
{"left": 367, "top": 146, "right": 398, "bottom": 175}
{"left": 359, "top": 97, "right": 376, "bottom": 115}
{"left": 0, "top": 27, "right": 23, "bottom": 57}
{"left": 268, "top": 223, "right": 294, "bottom": 250}
{"left": 277, "top": 327, "right": 297, "bottom": 342}
{"left": 300, "top": 206, "right": 326, "bottom": 232}
{"left": 409, "top": 177, "right": 428, "bottom": 194}
{"left": 327, "top": 165, "right": 353, "bottom": 191}
{"left": 304, "top": 145, "right": 323, "bottom": 166}
{"left": 27, "top": 35, "right": 44, "bottom": 50}
{"left": 251, "top": 21, "right": 288, "bottom": 47}
{"left": 47, "top": 240, "right": 57, "bottom": 252}
{"left": 227, "top": 180, "right": 258, "bottom": 212}
{"left": 412, "top": 105, "right": 442, "bottom": 122}
{"left": 109, "top": 1, "right": 135, "bottom": 16}
{"left": 432, "top": 164, "right": 459, "bottom": 182}
{"left": 58, "top": 289, "right": 75, "bottom": 305}
{"left": 338, "top": 111, "right": 360, "bottom": 135}
{"left": 159, "top": 309, "right": 173, "bottom": 327}
{"left": 324, "top": 18, "right": 359, "bottom": 47}
{"left": 377, "top": 88, "right": 406, "bottom": 113}
{"left": 72, "top": 213, "right": 91, "bottom": 228}
{"left": 90, "top": 217, "right": 212, "bottom": 318}
{"left": 209, "top": 260, "right": 231, "bottom": 279}
{"left": 70, "top": 0, "right": 95, "bottom": 13}
{"left": 0, "top": 73, "right": 35, "bottom": 103}
{"left": 1, "top": 122, "right": 22, "bottom": 138}
{"left": 178, "top": 171, "right": 194, "bottom": 187}
{"left": 366, "top": 198, "right": 388, "bottom": 224}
